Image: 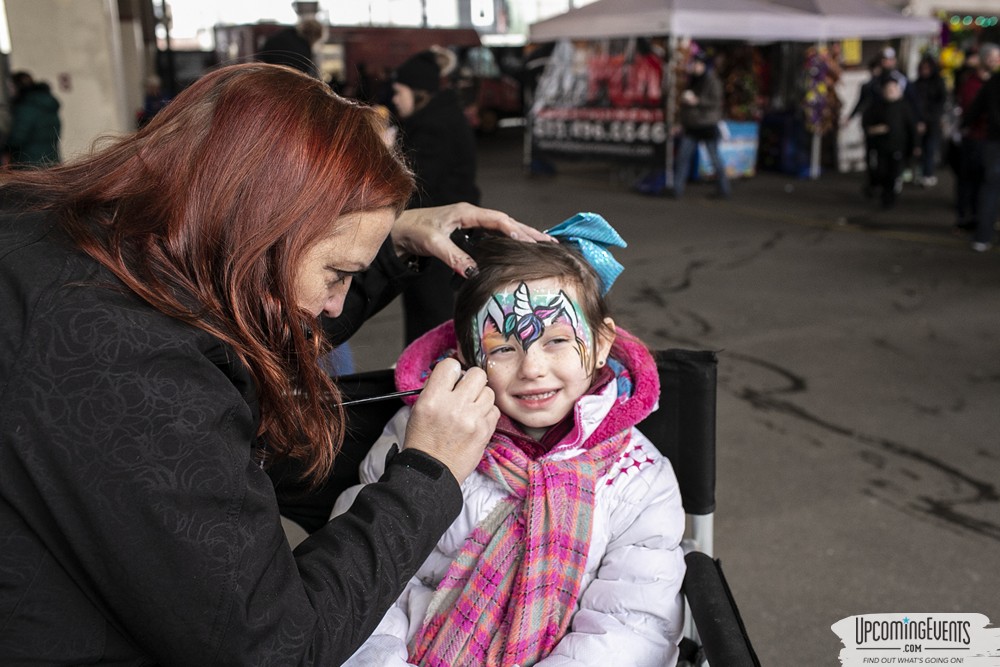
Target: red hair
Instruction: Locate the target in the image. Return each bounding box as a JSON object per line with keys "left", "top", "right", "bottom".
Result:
{"left": 1, "top": 63, "right": 414, "bottom": 482}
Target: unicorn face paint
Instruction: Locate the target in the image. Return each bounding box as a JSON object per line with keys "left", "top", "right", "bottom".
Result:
{"left": 473, "top": 279, "right": 593, "bottom": 368}
{"left": 472, "top": 278, "right": 597, "bottom": 438}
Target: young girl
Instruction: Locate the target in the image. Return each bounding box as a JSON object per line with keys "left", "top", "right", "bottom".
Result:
{"left": 334, "top": 214, "right": 686, "bottom": 666}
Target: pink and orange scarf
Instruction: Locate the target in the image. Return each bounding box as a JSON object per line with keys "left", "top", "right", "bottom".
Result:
{"left": 408, "top": 420, "right": 630, "bottom": 667}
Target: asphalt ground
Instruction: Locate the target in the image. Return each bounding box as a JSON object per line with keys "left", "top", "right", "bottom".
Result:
{"left": 346, "top": 128, "right": 1000, "bottom": 666}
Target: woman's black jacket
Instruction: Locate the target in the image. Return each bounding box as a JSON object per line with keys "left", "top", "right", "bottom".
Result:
{"left": 0, "top": 207, "right": 462, "bottom": 665}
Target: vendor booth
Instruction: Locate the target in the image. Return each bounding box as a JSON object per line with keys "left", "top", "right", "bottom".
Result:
{"left": 526, "top": 0, "right": 940, "bottom": 186}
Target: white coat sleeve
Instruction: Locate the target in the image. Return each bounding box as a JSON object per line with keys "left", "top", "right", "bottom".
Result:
{"left": 331, "top": 406, "right": 414, "bottom": 517}
{"left": 339, "top": 602, "right": 415, "bottom": 667}
{"left": 535, "top": 441, "right": 686, "bottom": 667}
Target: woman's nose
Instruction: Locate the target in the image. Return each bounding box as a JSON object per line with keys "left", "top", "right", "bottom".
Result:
{"left": 322, "top": 279, "right": 352, "bottom": 318}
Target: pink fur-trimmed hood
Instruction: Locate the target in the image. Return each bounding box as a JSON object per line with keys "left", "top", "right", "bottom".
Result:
{"left": 394, "top": 320, "right": 660, "bottom": 441}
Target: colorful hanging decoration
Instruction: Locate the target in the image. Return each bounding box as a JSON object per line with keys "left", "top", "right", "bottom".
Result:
{"left": 801, "top": 45, "right": 842, "bottom": 135}
{"left": 719, "top": 45, "right": 767, "bottom": 121}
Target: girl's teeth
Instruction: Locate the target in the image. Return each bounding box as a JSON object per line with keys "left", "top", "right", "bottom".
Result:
{"left": 520, "top": 391, "right": 556, "bottom": 400}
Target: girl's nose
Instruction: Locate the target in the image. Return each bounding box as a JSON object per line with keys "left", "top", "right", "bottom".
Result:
{"left": 517, "top": 345, "right": 546, "bottom": 378}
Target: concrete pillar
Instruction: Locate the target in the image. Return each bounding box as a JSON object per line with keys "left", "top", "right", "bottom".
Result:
{"left": 5, "top": 0, "right": 136, "bottom": 161}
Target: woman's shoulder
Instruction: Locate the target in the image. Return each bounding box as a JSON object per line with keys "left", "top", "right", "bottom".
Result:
{"left": 2, "top": 213, "right": 236, "bottom": 382}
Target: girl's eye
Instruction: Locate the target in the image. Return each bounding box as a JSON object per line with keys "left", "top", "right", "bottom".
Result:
{"left": 543, "top": 335, "right": 572, "bottom": 348}
{"left": 487, "top": 345, "right": 515, "bottom": 356}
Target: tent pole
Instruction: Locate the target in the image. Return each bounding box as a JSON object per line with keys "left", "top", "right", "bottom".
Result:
{"left": 665, "top": 33, "right": 679, "bottom": 190}
{"left": 810, "top": 39, "right": 828, "bottom": 180}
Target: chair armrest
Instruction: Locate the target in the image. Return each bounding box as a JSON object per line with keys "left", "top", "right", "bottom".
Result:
{"left": 682, "top": 551, "right": 760, "bottom": 667}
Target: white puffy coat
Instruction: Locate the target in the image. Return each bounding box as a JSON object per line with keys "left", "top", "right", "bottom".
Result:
{"left": 333, "top": 326, "right": 685, "bottom": 666}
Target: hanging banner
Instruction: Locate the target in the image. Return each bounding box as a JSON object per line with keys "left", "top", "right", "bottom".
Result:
{"left": 530, "top": 38, "right": 667, "bottom": 163}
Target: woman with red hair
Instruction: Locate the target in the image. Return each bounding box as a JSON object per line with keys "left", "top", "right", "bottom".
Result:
{"left": 0, "top": 63, "right": 545, "bottom": 665}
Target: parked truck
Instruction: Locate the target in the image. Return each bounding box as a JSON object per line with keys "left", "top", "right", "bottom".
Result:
{"left": 214, "top": 23, "right": 522, "bottom": 132}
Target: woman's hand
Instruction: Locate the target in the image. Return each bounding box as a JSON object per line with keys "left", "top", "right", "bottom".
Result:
{"left": 391, "top": 203, "right": 553, "bottom": 278}
{"left": 402, "top": 358, "right": 499, "bottom": 484}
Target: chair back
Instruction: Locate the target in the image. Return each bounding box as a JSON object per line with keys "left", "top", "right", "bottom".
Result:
{"left": 637, "top": 349, "right": 718, "bottom": 516}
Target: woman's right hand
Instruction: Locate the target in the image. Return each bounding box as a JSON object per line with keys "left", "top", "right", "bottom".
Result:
{"left": 402, "top": 358, "right": 498, "bottom": 484}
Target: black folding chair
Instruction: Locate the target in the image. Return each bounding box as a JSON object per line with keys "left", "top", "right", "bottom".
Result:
{"left": 270, "top": 349, "right": 758, "bottom": 666}
{"left": 637, "top": 350, "right": 760, "bottom": 667}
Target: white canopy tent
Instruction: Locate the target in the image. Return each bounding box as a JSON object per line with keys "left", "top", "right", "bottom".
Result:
{"left": 528, "top": 0, "right": 941, "bottom": 43}
{"left": 528, "top": 0, "right": 816, "bottom": 43}
{"left": 527, "top": 0, "right": 941, "bottom": 183}
{"left": 768, "top": 0, "right": 940, "bottom": 40}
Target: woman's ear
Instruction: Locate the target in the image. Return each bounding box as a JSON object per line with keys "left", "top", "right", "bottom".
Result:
{"left": 594, "top": 317, "right": 616, "bottom": 369}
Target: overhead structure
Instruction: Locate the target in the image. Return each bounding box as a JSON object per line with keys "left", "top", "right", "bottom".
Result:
{"left": 767, "top": 0, "right": 941, "bottom": 40}
{"left": 528, "top": 0, "right": 940, "bottom": 43}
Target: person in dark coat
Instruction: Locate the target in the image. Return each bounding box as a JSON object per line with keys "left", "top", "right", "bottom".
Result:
{"left": 5, "top": 70, "right": 61, "bottom": 167}
{"left": 0, "top": 62, "right": 552, "bottom": 666}
{"left": 863, "top": 75, "right": 918, "bottom": 209}
{"left": 954, "top": 43, "right": 996, "bottom": 237}
{"left": 672, "top": 52, "right": 731, "bottom": 199}
{"left": 846, "top": 55, "right": 884, "bottom": 197}
{"left": 962, "top": 42, "right": 1000, "bottom": 251}
{"left": 257, "top": 19, "right": 324, "bottom": 76}
{"left": 913, "top": 54, "right": 947, "bottom": 186}
{"left": 392, "top": 48, "right": 482, "bottom": 344}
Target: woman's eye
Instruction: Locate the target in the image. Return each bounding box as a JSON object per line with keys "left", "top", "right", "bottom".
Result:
{"left": 326, "top": 270, "right": 357, "bottom": 288}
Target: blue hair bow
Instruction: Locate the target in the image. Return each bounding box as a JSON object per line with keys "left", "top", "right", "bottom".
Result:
{"left": 544, "top": 212, "right": 627, "bottom": 295}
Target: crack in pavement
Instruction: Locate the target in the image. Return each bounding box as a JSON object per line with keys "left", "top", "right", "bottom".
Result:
{"left": 723, "top": 350, "right": 1000, "bottom": 542}
{"left": 719, "top": 230, "right": 786, "bottom": 269}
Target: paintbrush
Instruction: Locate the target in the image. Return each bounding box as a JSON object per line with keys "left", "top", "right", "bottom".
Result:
{"left": 339, "top": 388, "right": 423, "bottom": 406}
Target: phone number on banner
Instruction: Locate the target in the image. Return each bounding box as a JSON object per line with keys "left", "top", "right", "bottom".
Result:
{"left": 533, "top": 117, "right": 667, "bottom": 145}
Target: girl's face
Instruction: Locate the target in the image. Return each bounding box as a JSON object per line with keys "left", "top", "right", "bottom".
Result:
{"left": 295, "top": 208, "right": 395, "bottom": 318}
{"left": 473, "top": 277, "right": 615, "bottom": 439}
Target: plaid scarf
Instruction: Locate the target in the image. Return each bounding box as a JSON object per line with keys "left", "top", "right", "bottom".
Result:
{"left": 408, "top": 421, "right": 631, "bottom": 667}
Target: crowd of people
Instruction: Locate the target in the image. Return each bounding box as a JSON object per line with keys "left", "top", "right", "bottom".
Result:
{"left": 850, "top": 44, "right": 1000, "bottom": 251}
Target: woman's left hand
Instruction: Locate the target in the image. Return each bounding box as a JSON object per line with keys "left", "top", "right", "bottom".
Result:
{"left": 391, "top": 202, "right": 553, "bottom": 278}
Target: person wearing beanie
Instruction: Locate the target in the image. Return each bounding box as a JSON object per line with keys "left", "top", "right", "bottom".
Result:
{"left": 392, "top": 48, "right": 482, "bottom": 344}
{"left": 257, "top": 19, "right": 324, "bottom": 76}
{"left": 394, "top": 51, "right": 442, "bottom": 97}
